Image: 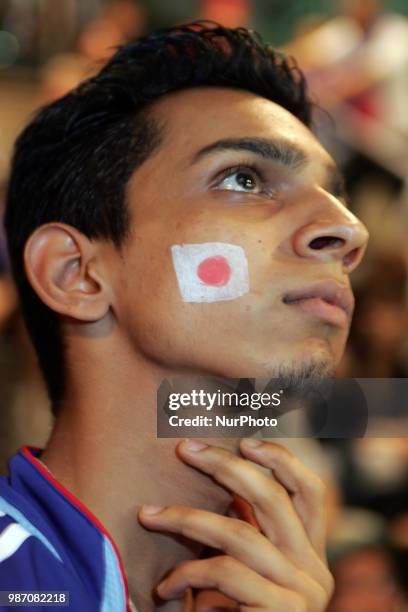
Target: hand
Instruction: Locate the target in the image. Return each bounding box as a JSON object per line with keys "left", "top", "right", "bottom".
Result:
{"left": 138, "top": 439, "right": 334, "bottom": 611}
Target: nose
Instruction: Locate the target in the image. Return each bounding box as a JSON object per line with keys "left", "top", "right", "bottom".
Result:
{"left": 293, "top": 201, "right": 369, "bottom": 273}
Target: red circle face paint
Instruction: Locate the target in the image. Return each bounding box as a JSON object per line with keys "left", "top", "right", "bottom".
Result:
{"left": 171, "top": 243, "right": 249, "bottom": 302}
{"left": 197, "top": 255, "right": 232, "bottom": 287}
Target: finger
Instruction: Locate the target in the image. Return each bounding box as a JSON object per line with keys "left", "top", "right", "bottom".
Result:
{"left": 139, "top": 505, "right": 331, "bottom": 601}
{"left": 157, "top": 556, "right": 314, "bottom": 612}
{"left": 176, "top": 440, "right": 319, "bottom": 565}
{"left": 194, "top": 589, "right": 238, "bottom": 611}
{"left": 239, "top": 439, "right": 328, "bottom": 559}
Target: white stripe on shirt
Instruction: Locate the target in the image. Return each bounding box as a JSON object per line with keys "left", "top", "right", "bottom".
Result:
{"left": 0, "top": 523, "right": 31, "bottom": 563}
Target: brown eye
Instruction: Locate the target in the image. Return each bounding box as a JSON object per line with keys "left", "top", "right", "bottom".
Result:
{"left": 216, "top": 168, "right": 261, "bottom": 193}
{"left": 236, "top": 171, "right": 257, "bottom": 190}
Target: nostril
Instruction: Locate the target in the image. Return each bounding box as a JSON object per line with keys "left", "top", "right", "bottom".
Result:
{"left": 343, "top": 247, "right": 359, "bottom": 268}
{"left": 309, "top": 236, "right": 345, "bottom": 250}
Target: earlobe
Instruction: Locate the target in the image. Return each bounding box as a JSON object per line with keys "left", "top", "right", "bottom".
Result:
{"left": 24, "top": 223, "right": 112, "bottom": 322}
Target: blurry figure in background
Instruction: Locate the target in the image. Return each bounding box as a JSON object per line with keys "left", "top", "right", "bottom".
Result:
{"left": 389, "top": 511, "right": 408, "bottom": 591}
{"left": 40, "top": 53, "right": 91, "bottom": 104}
{"left": 390, "top": 512, "right": 408, "bottom": 549}
{"left": 0, "top": 309, "right": 52, "bottom": 476}
{"left": 286, "top": 0, "right": 408, "bottom": 209}
{"left": 0, "top": 0, "right": 76, "bottom": 65}
{"left": 0, "top": 269, "right": 15, "bottom": 334}
{"left": 1, "top": 0, "right": 147, "bottom": 69}
{"left": 335, "top": 251, "right": 408, "bottom": 507}
{"left": 287, "top": 0, "right": 408, "bottom": 131}
{"left": 340, "top": 250, "right": 408, "bottom": 378}
{"left": 322, "top": 434, "right": 408, "bottom": 581}
{"left": 344, "top": 438, "right": 408, "bottom": 516}
{"left": 39, "top": 1, "right": 148, "bottom": 103}
{"left": 327, "top": 545, "right": 407, "bottom": 612}
{"left": 334, "top": 0, "right": 408, "bottom": 133}
{"left": 284, "top": 10, "right": 362, "bottom": 81}
{"left": 77, "top": 0, "right": 147, "bottom": 64}
{"left": 198, "top": 0, "right": 252, "bottom": 28}
{"left": 0, "top": 188, "right": 51, "bottom": 474}
{"left": 0, "top": 186, "right": 16, "bottom": 332}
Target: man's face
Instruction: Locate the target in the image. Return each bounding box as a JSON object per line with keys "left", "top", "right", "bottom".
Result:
{"left": 115, "top": 87, "right": 368, "bottom": 380}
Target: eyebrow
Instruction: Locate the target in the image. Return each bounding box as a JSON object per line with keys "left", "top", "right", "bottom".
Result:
{"left": 191, "top": 136, "right": 347, "bottom": 201}
{"left": 191, "top": 137, "right": 307, "bottom": 170}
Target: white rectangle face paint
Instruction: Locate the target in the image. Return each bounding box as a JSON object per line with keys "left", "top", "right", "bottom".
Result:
{"left": 171, "top": 242, "right": 249, "bottom": 303}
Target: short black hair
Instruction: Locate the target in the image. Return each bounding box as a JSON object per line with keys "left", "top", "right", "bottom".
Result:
{"left": 4, "top": 22, "right": 312, "bottom": 415}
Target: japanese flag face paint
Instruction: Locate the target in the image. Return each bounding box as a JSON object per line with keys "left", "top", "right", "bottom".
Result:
{"left": 171, "top": 242, "right": 249, "bottom": 303}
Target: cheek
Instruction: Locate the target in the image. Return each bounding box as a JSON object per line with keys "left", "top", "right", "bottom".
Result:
{"left": 171, "top": 242, "right": 249, "bottom": 303}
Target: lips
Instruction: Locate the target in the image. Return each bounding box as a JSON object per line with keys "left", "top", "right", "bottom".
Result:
{"left": 282, "top": 280, "right": 354, "bottom": 327}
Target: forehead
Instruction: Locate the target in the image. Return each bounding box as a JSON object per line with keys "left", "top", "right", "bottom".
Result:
{"left": 149, "top": 86, "right": 332, "bottom": 164}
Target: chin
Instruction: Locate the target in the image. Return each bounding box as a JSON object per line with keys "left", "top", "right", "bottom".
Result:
{"left": 295, "top": 335, "right": 344, "bottom": 370}
{"left": 249, "top": 338, "right": 338, "bottom": 379}
{"left": 259, "top": 340, "right": 339, "bottom": 381}
{"left": 277, "top": 357, "right": 336, "bottom": 380}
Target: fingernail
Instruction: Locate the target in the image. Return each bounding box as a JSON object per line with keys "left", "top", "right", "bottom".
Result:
{"left": 241, "top": 437, "right": 262, "bottom": 448}
{"left": 183, "top": 439, "right": 208, "bottom": 452}
{"left": 142, "top": 505, "right": 165, "bottom": 515}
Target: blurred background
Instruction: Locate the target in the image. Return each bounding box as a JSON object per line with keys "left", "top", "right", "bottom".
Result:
{"left": 0, "top": 1, "right": 407, "bottom": 609}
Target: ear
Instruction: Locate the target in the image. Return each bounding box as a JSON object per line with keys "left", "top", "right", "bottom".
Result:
{"left": 24, "top": 223, "right": 113, "bottom": 322}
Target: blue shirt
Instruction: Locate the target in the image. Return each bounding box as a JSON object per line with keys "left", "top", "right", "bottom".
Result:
{"left": 0, "top": 446, "right": 135, "bottom": 611}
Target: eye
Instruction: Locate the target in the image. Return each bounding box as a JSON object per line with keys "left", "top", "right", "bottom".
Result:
{"left": 214, "top": 166, "right": 263, "bottom": 194}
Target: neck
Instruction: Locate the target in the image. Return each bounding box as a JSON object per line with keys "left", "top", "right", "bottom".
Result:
{"left": 40, "top": 339, "right": 233, "bottom": 611}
